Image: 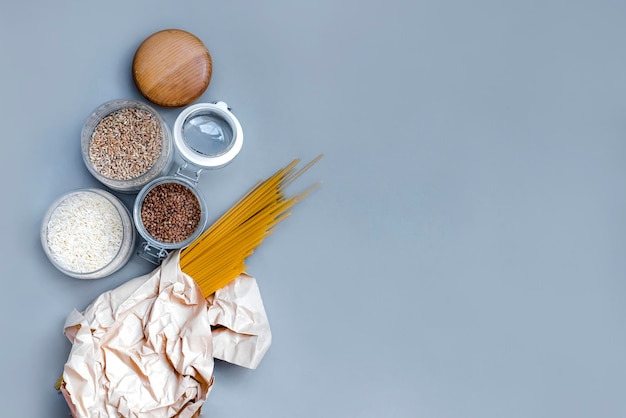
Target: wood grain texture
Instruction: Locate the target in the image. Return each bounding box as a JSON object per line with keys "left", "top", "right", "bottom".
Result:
{"left": 132, "top": 29, "right": 212, "bottom": 107}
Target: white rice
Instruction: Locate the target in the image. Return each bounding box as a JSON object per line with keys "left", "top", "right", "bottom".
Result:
{"left": 46, "top": 191, "right": 123, "bottom": 273}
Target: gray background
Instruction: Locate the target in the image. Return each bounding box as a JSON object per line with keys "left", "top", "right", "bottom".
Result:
{"left": 1, "top": 0, "right": 626, "bottom": 417}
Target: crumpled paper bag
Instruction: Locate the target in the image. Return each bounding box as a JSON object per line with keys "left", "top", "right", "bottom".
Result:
{"left": 61, "top": 250, "right": 272, "bottom": 418}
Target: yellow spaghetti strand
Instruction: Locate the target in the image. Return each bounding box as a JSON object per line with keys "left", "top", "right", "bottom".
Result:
{"left": 180, "top": 155, "right": 322, "bottom": 297}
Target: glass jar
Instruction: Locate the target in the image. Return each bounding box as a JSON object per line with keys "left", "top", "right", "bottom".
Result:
{"left": 41, "top": 188, "right": 136, "bottom": 279}
{"left": 81, "top": 99, "right": 173, "bottom": 193}
{"left": 132, "top": 101, "right": 243, "bottom": 263}
{"left": 133, "top": 176, "right": 208, "bottom": 263}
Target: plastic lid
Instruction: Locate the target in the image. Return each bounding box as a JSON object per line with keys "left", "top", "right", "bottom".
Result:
{"left": 132, "top": 29, "right": 212, "bottom": 107}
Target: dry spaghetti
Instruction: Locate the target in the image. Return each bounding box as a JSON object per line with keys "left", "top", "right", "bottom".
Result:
{"left": 180, "top": 155, "right": 322, "bottom": 297}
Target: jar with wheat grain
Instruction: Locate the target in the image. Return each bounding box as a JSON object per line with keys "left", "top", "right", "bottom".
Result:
{"left": 81, "top": 99, "right": 174, "bottom": 193}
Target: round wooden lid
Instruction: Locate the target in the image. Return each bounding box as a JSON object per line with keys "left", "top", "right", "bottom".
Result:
{"left": 132, "top": 29, "right": 212, "bottom": 107}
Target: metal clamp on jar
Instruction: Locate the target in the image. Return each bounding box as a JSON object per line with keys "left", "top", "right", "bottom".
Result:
{"left": 134, "top": 101, "right": 244, "bottom": 263}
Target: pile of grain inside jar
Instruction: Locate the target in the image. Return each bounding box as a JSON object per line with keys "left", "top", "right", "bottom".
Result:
{"left": 141, "top": 183, "right": 201, "bottom": 243}
{"left": 46, "top": 192, "right": 123, "bottom": 273}
{"left": 89, "top": 107, "right": 163, "bottom": 180}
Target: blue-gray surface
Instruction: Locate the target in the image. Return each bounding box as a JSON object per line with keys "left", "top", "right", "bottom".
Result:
{"left": 1, "top": 1, "right": 625, "bottom": 417}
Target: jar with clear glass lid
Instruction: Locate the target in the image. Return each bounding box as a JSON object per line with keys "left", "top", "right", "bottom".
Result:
{"left": 134, "top": 101, "right": 244, "bottom": 263}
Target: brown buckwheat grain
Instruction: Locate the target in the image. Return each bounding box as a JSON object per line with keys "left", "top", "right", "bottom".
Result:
{"left": 140, "top": 182, "right": 201, "bottom": 243}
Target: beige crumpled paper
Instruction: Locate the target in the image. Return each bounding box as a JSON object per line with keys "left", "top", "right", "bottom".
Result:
{"left": 61, "top": 250, "right": 271, "bottom": 418}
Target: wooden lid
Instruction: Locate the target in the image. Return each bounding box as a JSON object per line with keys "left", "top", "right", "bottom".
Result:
{"left": 132, "top": 29, "right": 212, "bottom": 107}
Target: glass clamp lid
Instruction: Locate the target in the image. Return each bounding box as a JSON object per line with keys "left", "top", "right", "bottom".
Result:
{"left": 172, "top": 101, "right": 244, "bottom": 181}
